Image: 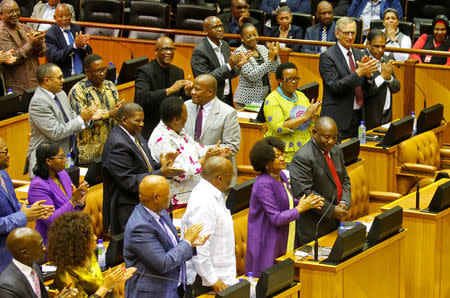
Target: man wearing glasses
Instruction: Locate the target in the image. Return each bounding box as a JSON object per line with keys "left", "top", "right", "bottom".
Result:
{"left": 68, "top": 54, "right": 123, "bottom": 166}
{"left": 134, "top": 36, "right": 193, "bottom": 140}
{"left": 27, "top": 63, "right": 99, "bottom": 177}
{"left": 319, "top": 17, "right": 378, "bottom": 140}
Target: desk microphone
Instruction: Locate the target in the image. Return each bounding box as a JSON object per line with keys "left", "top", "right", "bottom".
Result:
{"left": 381, "top": 146, "right": 421, "bottom": 210}
{"left": 99, "top": 31, "right": 134, "bottom": 59}
{"left": 313, "top": 194, "right": 336, "bottom": 262}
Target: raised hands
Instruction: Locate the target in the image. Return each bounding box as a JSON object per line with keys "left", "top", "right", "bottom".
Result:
{"left": 74, "top": 32, "right": 90, "bottom": 48}
{"left": 27, "top": 31, "right": 45, "bottom": 47}
{"left": 183, "top": 223, "right": 211, "bottom": 247}
{"left": 304, "top": 99, "right": 322, "bottom": 119}
{"left": 70, "top": 180, "right": 89, "bottom": 207}
{"left": 0, "top": 50, "right": 17, "bottom": 64}
{"left": 229, "top": 50, "right": 253, "bottom": 68}
{"left": 101, "top": 266, "right": 137, "bottom": 294}
{"left": 296, "top": 194, "right": 324, "bottom": 214}
{"left": 380, "top": 60, "right": 395, "bottom": 80}
{"left": 20, "top": 200, "right": 54, "bottom": 221}
{"left": 160, "top": 152, "right": 185, "bottom": 178}
{"left": 167, "top": 79, "right": 192, "bottom": 96}
{"left": 109, "top": 99, "right": 126, "bottom": 120}
{"left": 356, "top": 56, "right": 378, "bottom": 78}
{"left": 267, "top": 42, "right": 280, "bottom": 62}
{"left": 80, "top": 104, "right": 100, "bottom": 122}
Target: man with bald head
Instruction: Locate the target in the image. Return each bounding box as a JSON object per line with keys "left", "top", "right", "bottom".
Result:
{"left": 30, "top": 0, "right": 75, "bottom": 31}
{"left": 0, "top": 227, "right": 48, "bottom": 297}
{"left": 124, "top": 175, "right": 208, "bottom": 298}
{"left": 102, "top": 102, "right": 184, "bottom": 236}
{"left": 45, "top": 4, "right": 92, "bottom": 78}
{"left": 184, "top": 74, "right": 241, "bottom": 186}
{"left": 0, "top": 0, "right": 46, "bottom": 94}
{"left": 290, "top": 117, "right": 351, "bottom": 246}
{"left": 135, "top": 36, "right": 192, "bottom": 139}
{"left": 302, "top": 1, "right": 337, "bottom": 54}
{"left": 191, "top": 16, "right": 251, "bottom": 107}
{"left": 182, "top": 157, "right": 237, "bottom": 295}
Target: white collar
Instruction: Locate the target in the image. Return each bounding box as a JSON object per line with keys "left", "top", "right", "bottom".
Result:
{"left": 119, "top": 124, "right": 137, "bottom": 142}
{"left": 40, "top": 86, "right": 56, "bottom": 98}
{"left": 207, "top": 37, "right": 222, "bottom": 50}
{"left": 199, "top": 177, "right": 225, "bottom": 201}
{"left": 199, "top": 97, "right": 215, "bottom": 111}
{"left": 337, "top": 41, "right": 353, "bottom": 58}
{"left": 12, "top": 258, "right": 33, "bottom": 276}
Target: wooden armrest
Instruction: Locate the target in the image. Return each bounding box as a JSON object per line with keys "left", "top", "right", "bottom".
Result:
{"left": 369, "top": 191, "right": 403, "bottom": 202}
{"left": 440, "top": 148, "right": 450, "bottom": 158}
{"left": 237, "top": 165, "right": 259, "bottom": 176}
{"left": 402, "top": 163, "right": 436, "bottom": 175}
{"left": 12, "top": 179, "right": 30, "bottom": 188}
{"left": 172, "top": 207, "right": 186, "bottom": 219}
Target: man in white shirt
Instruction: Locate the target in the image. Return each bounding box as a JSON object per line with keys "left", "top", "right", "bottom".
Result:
{"left": 182, "top": 156, "right": 237, "bottom": 295}
{"left": 29, "top": 0, "right": 75, "bottom": 31}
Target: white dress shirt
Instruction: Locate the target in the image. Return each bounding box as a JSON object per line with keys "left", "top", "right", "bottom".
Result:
{"left": 58, "top": 26, "right": 82, "bottom": 76}
{"left": 197, "top": 97, "right": 214, "bottom": 132}
{"left": 148, "top": 121, "right": 207, "bottom": 204}
{"left": 367, "top": 51, "right": 394, "bottom": 111}
{"left": 381, "top": 28, "right": 412, "bottom": 62}
{"left": 37, "top": 4, "right": 55, "bottom": 31}
{"left": 207, "top": 38, "right": 231, "bottom": 96}
{"left": 360, "top": 0, "right": 381, "bottom": 32}
{"left": 12, "top": 259, "right": 41, "bottom": 297}
{"left": 182, "top": 178, "right": 237, "bottom": 287}
{"left": 337, "top": 42, "right": 362, "bottom": 110}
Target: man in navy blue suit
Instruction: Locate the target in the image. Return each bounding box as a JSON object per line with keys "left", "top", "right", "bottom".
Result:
{"left": 124, "top": 175, "right": 209, "bottom": 298}
{"left": 302, "top": 1, "right": 337, "bottom": 54}
{"left": 0, "top": 137, "right": 53, "bottom": 272}
{"left": 45, "top": 4, "right": 92, "bottom": 78}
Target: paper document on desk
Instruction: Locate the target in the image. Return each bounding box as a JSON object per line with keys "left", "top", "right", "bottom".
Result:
{"left": 381, "top": 123, "right": 391, "bottom": 129}
{"left": 237, "top": 111, "right": 257, "bottom": 120}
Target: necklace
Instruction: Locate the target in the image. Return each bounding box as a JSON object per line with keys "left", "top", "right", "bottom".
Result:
{"left": 279, "top": 25, "right": 291, "bottom": 34}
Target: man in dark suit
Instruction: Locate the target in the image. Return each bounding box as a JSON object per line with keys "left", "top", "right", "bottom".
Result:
{"left": 302, "top": 1, "right": 337, "bottom": 54}
{"left": 0, "top": 227, "right": 49, "bottom": 297}
{"left": 363, "top": 29, "right": 400, "bottom": 130}
{"left": 191, "top": 16, "right": 251, "bottom": 107}
{"left": 319, "top": 17, "right": 378, "bottom": 140}
{"left": 45, "top": 4, "right": 92, "bottom": 78}
{"left": 134, "top": 36, "right": 192, "bottom": 140}
{"left": 124, "top": 175, "right": 208, "bottom": 298}
{"left": 0, "top": 137, "right": 53, "bottom": 272}
{"left": 219, "top": 0, "right": 262, "bottom": 47}
{"left": 102, "top": 103, "right": 184, "bottom": 236}
{"left": 290, "top": 117, "right": 351, "bottom": 246}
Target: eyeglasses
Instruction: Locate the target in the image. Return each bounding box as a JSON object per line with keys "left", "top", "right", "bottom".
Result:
{"left": 157, "top": 47, "right": 176, "bottom": 53}
{"left": 0, "top": 149, "right": 8, "bottom": 155}
{"left": 209, "top": 24, "right": 224, "bottom": 30}
{"left": 282, "top": 77, "right": 301, "bottom": 83}
{"left": 50, "top": 155, "right": 66, "bottom": 160}
{"left": 88, "top": 67, "right": 108, "bottom": 75}
{"left": 338, "top": 30, "right": 356, "bottom": 36}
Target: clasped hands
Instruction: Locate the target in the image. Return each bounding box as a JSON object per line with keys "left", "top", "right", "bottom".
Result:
{"left": 229, "top": 50, "right": 253, "bottom": 68}
{"left": 80, "top": 99, "right": 126, "bottom": 122}
{"left": 183, "top": 223, "right": 211, "bottom": 247}
{"left": 356, "top": 55, "right": 395, "bottom": 79}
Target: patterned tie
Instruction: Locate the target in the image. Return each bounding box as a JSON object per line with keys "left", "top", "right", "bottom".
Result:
{"left": 65, "top": 30, "right": 83, "bottom": 74}
{"left": 135, "top": 138, "right": 153, "bottom": 172}
{"left": 158, "top": 215, "right": 187, "bottom": 288}
{"left": 30, "top": 269, "right": 42, "bottom": 298}
{"left": 195, "top": 105, "right": 203, "bottom": 141}
{"left": 324, "top": 152, "right": 342, "bottom": 203}
{"left": 320, "top": 27, "right": 327, "bottom": 53}
{"left": 54, "top": 96, "right": 77, "bottom": 158}
{"left": 0, "top": 174, "right": 7, "bottom": 194}
{"left": 347, "top": 51, "right": 364, "bottom": 107}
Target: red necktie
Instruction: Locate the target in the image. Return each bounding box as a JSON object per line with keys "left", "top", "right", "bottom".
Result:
{"left": 324, "top": 152, "right": 342, "bottom": 203}
{"left": 195, "top": 105, "right": 203, "bottom": 141}
{"left": 347, "top": 51, "right": 364, "bottom": 107}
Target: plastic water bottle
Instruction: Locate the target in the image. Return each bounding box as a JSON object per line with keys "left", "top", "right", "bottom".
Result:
{"left": 411, "top": 111, "right": 417, "bottom": 136}
{"left": 65, "top": 153, "right": 74, "bottom": 168}
{"left": 358, "top": 121, "right": 366, "bottom": 144}
{"left": 6, "top": 89, "right": 13, "bottom": 94}
{"left": 248, "top": 272, "right": 257, "bottom": 298}
{"left": 109, "top": 62, "right": 118, "bottom": 85}
{"left": 97, "top": 239, "right": 106, "bottom": 267}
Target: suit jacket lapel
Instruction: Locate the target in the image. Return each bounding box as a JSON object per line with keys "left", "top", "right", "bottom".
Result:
{"left": 117, "top": 127, "right": 150, "bottom": 168}
{"left": 33, "top": 263, "right": 48, "bottom": 298}
{"left": 0, "top": 171, "right": 17, "bottom": 211}
{"left": 203, "top": 39, "right": 221, "bottom": 68}
{"left": 332, "top": 44, "right": 351, "bottom": 74}
{"left": 54, "top": 24, "right": 69, "bottom": 48}
{"left": 220, "top": 41, "right": 230, "bottom": 61}
{"left": 11, "top": 263, "right": 38, "bottom": 298}
{"left": 311, "top": 142, "right": 336, "bottom": 185}
{"left": 140, "top": 205, "right": 175, "bottom": 249}
{"left": 201, "top": 98, "right": 219, "bottom": 139}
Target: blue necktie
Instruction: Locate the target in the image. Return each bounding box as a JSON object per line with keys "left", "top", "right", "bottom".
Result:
{"left": 158, "top": 215, "right": 187, "bottom": 289}
{"left": 54, "top": 95, "right": 77, "bottom": 158}
{"left": 65, "top": 30, "right": 83, "bottom": 74}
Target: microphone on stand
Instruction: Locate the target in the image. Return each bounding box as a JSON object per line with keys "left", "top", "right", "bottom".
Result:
{"left": 99, "top": 31, "right": 134, "bottom": 59}
{"left": 313, "top": 195, "right": 336, "bottom": 262}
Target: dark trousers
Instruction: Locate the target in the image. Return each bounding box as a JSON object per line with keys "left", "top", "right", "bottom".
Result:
{"left": 186, "top": 275, "right": 214, "bottom": 297}
{"left": 222, "top": 93, "right": 234, "bottom": 108}
{"left": 339, "top": 109, "right": 362, "bottom": 141}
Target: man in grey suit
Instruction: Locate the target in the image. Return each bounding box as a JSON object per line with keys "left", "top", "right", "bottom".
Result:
{"left": 191, "top": 16, "right": 251, "bottom": 107}
{"left": 184, "top": 74, "right": 241, "bottom": 185}
{"left": 26, "top": 63, "right": 98, "bottom": 176}
{"left": 363, "top": 29, "right": 400, "bottom": 130}
{"left": 29, "top": 0, "right": 75, "bottom": 31}
{"left": 289, "top": 117, "right": 351, "bottom": 246}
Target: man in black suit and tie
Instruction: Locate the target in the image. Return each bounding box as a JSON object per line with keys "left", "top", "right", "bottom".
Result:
{"left": 191, "top": 16, "right": 251, "bottom": 107}
{"left": 102, "top": 103, "right": 184, "bottom": 235}
{"left": 45, "top": 4, "right": 92, "bottom": 78}
{"left": 319, "top": 17, "right": 378, "bottom": 140}
{"left": 0, "top": 228, "right": 48, "bottom": 297}
{"left": 363, "top": 29, "right": 400, "bottom": 130}
{"left": 290, "top": 117, "right": 351, "bottom": 246}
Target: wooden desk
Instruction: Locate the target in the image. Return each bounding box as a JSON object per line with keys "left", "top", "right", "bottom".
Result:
{"left": 381, "top": 179, "right": 450, "bottom": 298}
{"left": 196, "top": 282, "right": 301, "bottom": 298}
{"left": 359, "top": 123, "right": 447, "bottom": 192}
{"left": 236, "top": 117, "right": 264, "bottom": 183}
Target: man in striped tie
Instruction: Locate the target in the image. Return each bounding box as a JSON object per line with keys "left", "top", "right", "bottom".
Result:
{"left": 302, "top": 1, "right": 337, "bottom": 54}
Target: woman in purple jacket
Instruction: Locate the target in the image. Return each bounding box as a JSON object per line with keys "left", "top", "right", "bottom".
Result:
{"left": 245, "top": 137, "right": 323, "bottom": 277}
{"left": 28, "top": 142, "right": 88, "bottom": 245}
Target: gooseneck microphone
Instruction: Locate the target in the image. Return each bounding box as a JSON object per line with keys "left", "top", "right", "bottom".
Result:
{"left": 99, "top": 31, "right": 134, "bottom": 59}
{"left": 313, "top": 194, "right": 336, "bottom": 262}
{"left": 382, "top": 146, "right": 421, "bottom": 210}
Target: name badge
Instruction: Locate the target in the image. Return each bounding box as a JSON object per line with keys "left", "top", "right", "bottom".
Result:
{"left": 424, "top": 55, "right": 432, "bottom": 63}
